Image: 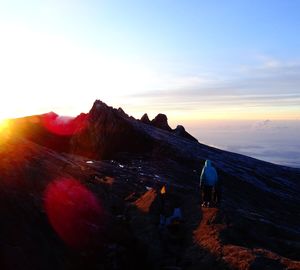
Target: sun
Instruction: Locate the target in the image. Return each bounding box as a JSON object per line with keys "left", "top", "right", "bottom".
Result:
{"left": 0, "top": 118, "right": 10, "bottom": 133}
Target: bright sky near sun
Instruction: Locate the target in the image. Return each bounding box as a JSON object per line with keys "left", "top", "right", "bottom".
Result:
{"left": 0, "top": 0, "right": 300, "bottom": 122}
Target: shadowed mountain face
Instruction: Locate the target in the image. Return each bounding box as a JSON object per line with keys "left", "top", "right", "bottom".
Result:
{"left": 8, "top": 100, "right": 197, "bottom": 160}
{"left": 70, "top": 101, "right": 155, "bottom": 159}
{"left": 1, "top": 100, "right": 299, "bottom": 270}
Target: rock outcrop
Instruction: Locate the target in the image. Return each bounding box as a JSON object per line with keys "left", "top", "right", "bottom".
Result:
{"left": 140, "top": 113, "right": 197, "bottom": 142}
{"left": 8, "top": 99, "right": 197, "bottom": 160}
{"left": 140, "top": 113, "right": 151, "bottom": 124}
{"left": 150, "top": 113, "right": 172, "bottom": 132}
{"left": 70, "top": 100, "right": 153, "bottom": 159}
{"left": 174, "top": 124, "right": 198, "bottom": 142}
{"left": 117, "top": 107, "right": 129, "bottom": 118}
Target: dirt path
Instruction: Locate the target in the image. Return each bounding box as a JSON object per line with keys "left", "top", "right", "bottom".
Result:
{"left": 193, "top": 207, "right": 300, "bottom": 270}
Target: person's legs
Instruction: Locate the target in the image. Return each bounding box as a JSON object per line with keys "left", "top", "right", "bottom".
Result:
{"left": 200, "top": 186, "right": 204, "bottom": 206}
{"left": 202, "top": 185, "right": 212, "bottom": 207}
{"left": 206, "top": 186, "right": 212, "bottom": 206}
{"left": 201, "top": 186, "right": 205, "bottom": 206}
{"left": 213, "top": 184, "right": 221, "bottom": 206}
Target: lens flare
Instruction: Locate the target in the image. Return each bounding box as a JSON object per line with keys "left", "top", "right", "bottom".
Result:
{"left": 41, "top": 113, "right": 87, "bottom": 136}
{"left": 44, "top": 178, "right": 106, "bottom": 249}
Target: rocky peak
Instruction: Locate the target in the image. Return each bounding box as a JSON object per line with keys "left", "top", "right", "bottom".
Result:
{"left": 174, "top": 125, "right": 185, "bottom": 133}
{"left": 174, "top": 125, "right": 198, "bottom": 142}
{"left": 89, "top": 100, "right": 131, "bottom": 123}
{"left": 151, "top": 113, "right": 172, "bottom": 131}
{"left": 89, "top": 100, "right": 113, "bottom": 121}
{"left": 117, "top": 107, "right": 129, "bottom": 118}
{"left": 71, "top": 100, "right": 153, "bottom": 159}
{"left": 140, "top": 113, "right": 151, "bottom": 124}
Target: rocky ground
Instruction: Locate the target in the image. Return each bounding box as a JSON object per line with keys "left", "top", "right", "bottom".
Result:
{"left": 0, "top": 100, "right": 299, "bottom": 269}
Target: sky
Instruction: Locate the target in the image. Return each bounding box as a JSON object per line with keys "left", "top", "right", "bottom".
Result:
{"left": 0, "top": 1, "right": 300, "bottom": 167}
{"left": 0, "top": 0, "right": 299, "bottom": 121}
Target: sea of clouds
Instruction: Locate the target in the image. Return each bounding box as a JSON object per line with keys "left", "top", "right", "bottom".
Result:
{"left": 186, "top": 120, "right": 300, "bottom": 168}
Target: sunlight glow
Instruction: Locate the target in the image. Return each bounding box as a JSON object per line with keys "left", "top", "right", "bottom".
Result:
{"left": 0, "top": 22, "right": 299, "bottom": 121}
{"left": 0, "top": 119, "right": 12, "bottom": 144}
{"left": 0, "top": 24, "right": 159, "bottom": 119}
{"left": 0, "top": 119, "right": 10, "bottom": 132}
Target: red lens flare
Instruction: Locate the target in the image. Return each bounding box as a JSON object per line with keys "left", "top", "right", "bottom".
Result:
{"left": 42, "top": 113, "right": 87, "bottom": 136}
{"left": 44, "top": 178, "right": 105, "bottom": 249}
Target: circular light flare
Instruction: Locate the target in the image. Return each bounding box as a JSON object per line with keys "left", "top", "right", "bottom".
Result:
{"left": 44, "top": 178, "right": 106, "bottom": 249}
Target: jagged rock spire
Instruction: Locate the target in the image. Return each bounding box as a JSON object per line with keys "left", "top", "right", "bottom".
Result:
{"left": 140, "top": 113, "right": 151, "bottom": 124}
{"left": 151, "top": 113, "right": 172, "bottom": 131}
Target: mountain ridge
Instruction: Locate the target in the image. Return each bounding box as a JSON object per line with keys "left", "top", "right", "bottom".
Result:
{"left": 0, "top": 99, "right": 299, "bottom": 269}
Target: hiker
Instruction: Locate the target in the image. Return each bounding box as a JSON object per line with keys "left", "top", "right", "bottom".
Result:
{"left": 158, "top": 185, "right": 168, "bottom": 229}
{"left": 200, "top": 160, "right": 218, "bottom": 207}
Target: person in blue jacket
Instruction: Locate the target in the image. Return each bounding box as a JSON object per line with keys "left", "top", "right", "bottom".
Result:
{"left": 200, "top": 160, "right": 218, "bottom": 207}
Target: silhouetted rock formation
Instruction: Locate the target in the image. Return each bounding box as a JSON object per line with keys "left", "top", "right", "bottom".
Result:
{"left": 140, "top": 113, "right": 197, "bottom": 142}
{"left": 8, "top": 99, "right": 197, "bottom": 159}
{"left": 8, "top": 111, "right": 87, "bottom": 153}
{"left": 151, "top": 113, "right": 172, "bottom": 131}
{"left": 174, "top": 125, "right": 198, "bottom": 142}
{"left": 140, "top": 113, "right": 151, "bottom": 124}
{"left": 70, "top": 100, "right": 153, "bottom": 159}
{"left": 117, "top": 107, "right": 129, "bottom": 118}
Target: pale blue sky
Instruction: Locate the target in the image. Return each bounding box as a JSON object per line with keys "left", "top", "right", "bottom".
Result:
{"left": 0, "top": 0, "right": 299, "bottom": 120}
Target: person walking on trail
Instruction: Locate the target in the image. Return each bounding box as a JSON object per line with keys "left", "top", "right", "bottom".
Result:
{"left": 159, "top": 185, "right": 167, "bottom": 229}
{"left": 200, "top": 160, "right": 218, "bottom": 207}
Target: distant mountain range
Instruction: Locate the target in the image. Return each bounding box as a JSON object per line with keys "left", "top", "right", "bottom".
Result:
{"left": 0, "top": 100, "right": 299, "bottom": 270}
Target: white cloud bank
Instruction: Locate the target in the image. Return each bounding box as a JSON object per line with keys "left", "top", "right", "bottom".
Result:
{"left": 186, "top": 119, "right": 300, "bottom": 168}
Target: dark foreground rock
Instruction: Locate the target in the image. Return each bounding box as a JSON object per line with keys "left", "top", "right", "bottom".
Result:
{"left": 0, "top": 100, "right": 299, "bottom": 270}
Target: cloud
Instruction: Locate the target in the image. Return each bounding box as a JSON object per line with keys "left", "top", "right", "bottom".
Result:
{"left": 250, "top": 120, "right": 291, "bottom": 131}
{"left": 125, "top": 57, "right": 300, "bottom": 118}
{"left": 251, "top": 119, "right": 272, "bottom": 129}
{"left": 130, "top": 61, "right": 300, "bottom": 100}
{"left": 194, "top": 120, "right": 300, "bottom": 168}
